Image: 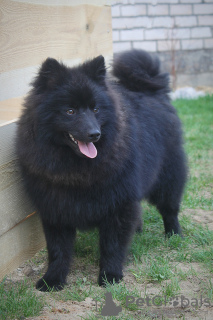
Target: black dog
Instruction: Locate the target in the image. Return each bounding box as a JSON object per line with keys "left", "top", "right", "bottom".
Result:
{"left": 16, "top": 50, "right": 187, "bottom": 291}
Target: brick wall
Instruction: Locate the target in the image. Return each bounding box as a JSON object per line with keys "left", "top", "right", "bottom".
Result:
{"left": 111, "top": 0, "right": 213, "bottom": 88}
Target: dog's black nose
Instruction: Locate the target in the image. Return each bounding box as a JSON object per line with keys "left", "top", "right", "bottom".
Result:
{"left": 88, "top": 130, "right": 101, "bottom": 142}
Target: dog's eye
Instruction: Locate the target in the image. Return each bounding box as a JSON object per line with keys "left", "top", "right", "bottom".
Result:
{"left": 93, "top": 107, "right": 99, "bottom": 113}
{"left": 66, "top": 109, "right": 75, "bottom": 115}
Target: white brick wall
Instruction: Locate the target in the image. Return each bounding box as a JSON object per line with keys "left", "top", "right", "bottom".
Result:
{"left": 152, "top": 17, "right": 174, "bottom": 28}
{"left": 181, "top": 39, "right": 203, "bottom": 50}
{"left": 121, "top": 5, "right": 146, "bottom": 16}
{"left": 158, "top": 40, "right": 181, "bottom": 51}
{"left": 204, "top": 38, "right": 213, "bottom": 48}
{"left": 111, "top": 0, "right": 213, "bottom": 53}
{"left": 148, "top": 5, "right": 169, "bottom": 16}
{"left": 175, "top": 16, "right": 197, "bottom": 27}
{"left": 120, "top": 29, "right": 144, "bottom": 41}
{"left": 133, "top": 41, "right": 157, "bottom": 52}
{"left": 170, "top": 4, "right": 192, "bottom": 15}
{"left": 194, "top": 4, "right": 213, "bottom": 14}
{"left": 198, "top": 16, "right": 213, "bottom": 26}
{"left": 145, "top": 28, "right": 168, "bottom": 40}
{"left": 191, "top": 27, "right": 212, "bottom": 38}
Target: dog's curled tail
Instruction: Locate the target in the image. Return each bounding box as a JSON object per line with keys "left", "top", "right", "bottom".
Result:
{"left": 112, "top": 49, "right": 170, "bottom": 92}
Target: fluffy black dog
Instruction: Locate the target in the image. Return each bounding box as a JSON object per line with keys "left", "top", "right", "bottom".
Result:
{"left": 16, "top": 50, "right": 187, "bottom": 291}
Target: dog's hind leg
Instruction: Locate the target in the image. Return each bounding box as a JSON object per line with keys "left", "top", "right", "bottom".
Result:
{"left": 149, "top": 190, "right": 182, "bottom": 236}
{"left": 148, "top": 153, "right": 187, "bottom": 237}
{"left": 157, "top": 203, "right": 181, "bottom": 236}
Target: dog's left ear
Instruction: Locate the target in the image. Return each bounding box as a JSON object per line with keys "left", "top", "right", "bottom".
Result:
{"left": 82, "top": 55, "right": 106, "bottom": 83}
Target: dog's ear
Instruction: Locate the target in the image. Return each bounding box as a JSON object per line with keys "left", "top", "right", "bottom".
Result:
{"left": 82, "top": 55, "right": 106, "bottom": 83}
{"left": 33, "top": 58, "right": 68, "bottom": 93}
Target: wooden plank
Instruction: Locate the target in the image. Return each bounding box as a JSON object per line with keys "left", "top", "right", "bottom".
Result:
{"left": 0, "top": 121, "right": 44, "bottom": 280}
{"left": 0, "top": 122, "right": 18, "bottom": 172}
{"left": 0, "top": 1, "right": 113, "bottom": 73}
{"left": 0, "top": 66, "right": 37, "bottom": 102}
{"left": 0, "top": 213, "right": 45, "bottom": 280}
{"left": 0, "top": 122, "right": 36, "bottom": 237}
{"left": 0, "top": 97, "right": 24, "bottom": 122}
{"left": 0, "top": 172, "right": 36, "bottom": 237}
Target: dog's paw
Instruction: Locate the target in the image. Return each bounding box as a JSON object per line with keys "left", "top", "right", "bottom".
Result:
{"left": 36, "top": 278, "right": 64, "bottom": 292}
{"left": 98, "top": 272, "right": 123, "bottom": 287}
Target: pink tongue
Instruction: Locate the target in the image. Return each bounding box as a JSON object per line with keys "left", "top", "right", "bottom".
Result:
{"left": 78, "top": 141, "right": 97, "bottom": 158}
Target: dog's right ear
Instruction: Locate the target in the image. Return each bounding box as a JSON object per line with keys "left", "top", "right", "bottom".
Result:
{"left": 33, "top": 58, "right": 67, "bottom": 93}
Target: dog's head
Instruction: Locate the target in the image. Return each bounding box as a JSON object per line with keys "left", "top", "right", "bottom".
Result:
{"left": 30, "top": 56, "right": 115, "bottom": 159}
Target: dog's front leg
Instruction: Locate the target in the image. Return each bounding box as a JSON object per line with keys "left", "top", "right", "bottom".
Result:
{"left": 98, "top": 202, "right": 139, "bottom": 286}
{"left": 36, "top": 220, "right": 76, "bottom": 291}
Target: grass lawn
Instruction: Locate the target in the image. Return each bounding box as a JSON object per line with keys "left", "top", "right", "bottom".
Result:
{"left": 1, "top": 95, "right": 213, "bottom": 320}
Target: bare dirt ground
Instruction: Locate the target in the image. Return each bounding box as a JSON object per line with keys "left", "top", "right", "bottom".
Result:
{"left": 7, "top": 209, "right": 213, "bottom": 320}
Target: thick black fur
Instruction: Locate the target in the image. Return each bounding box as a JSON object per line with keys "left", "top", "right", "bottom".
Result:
{"left": 16, "top": 49, "right": 187, "bottom": 291}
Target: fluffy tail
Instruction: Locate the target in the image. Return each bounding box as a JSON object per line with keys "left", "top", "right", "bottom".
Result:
{"left": 112, "top": 50, "right": 170, "bottom": 92}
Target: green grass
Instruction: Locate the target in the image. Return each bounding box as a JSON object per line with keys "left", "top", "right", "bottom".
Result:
{"left": 75, "top": 229, "right": 100, "bottom": 264}
{"left": 2, "top": 95, "right": 213, "bottom": 319}
{"left": 0, "top": 279, "right": 43, "bottom": 320}
{"left": 55, "top": 278, "right": 97, "bottom": 302}
{"left": 175, "top": 95, "right": 213, "bottom": 210}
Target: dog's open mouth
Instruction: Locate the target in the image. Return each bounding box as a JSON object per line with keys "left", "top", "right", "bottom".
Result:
{"left": 69, "top": 133, "right": 97, "bottom": 159}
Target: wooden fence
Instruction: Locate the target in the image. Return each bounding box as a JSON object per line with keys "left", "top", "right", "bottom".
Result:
{"left": 0, "top": 0, "right": 113, "bottom": 280}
